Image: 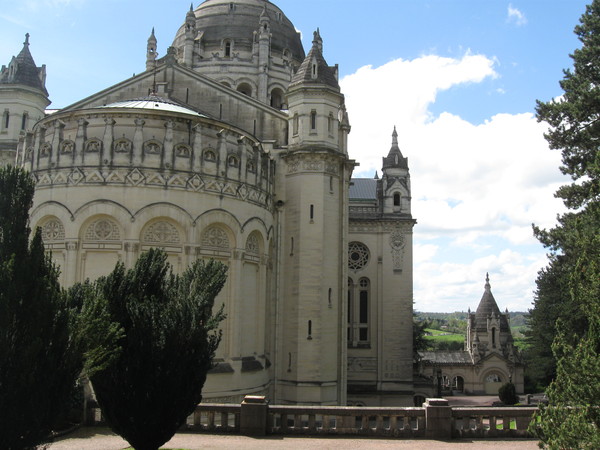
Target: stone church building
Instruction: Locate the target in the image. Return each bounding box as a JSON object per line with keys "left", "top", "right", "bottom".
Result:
{"left": 1, "top": 0, "right": 415, "bottom": 406}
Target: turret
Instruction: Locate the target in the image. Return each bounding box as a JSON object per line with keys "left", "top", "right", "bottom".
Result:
{"left": 146, "top": 28, "right": 157, "bottom": 72}
{"left": 183, "top": 4, "right": 197, "bottom": 67}
{"left": 0, "top": 34, "right": 50, "bottom": 167}
{"left": 381, "top": 126, "right": 411, "bottom": 215}
{"left": 278, "top": 30, "right": 353, "bottom": 405}
{"left": 257, "top": 4, "right": 271, "bottom": 103}
{"left": 287, "top": 30, "right": 348, "bottom": 154}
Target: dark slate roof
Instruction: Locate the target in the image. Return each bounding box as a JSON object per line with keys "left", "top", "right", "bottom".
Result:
{"left": 0, "top": 34, "right": 47, "bottom": 95}
{"left": 419, "top": 351, "right": 473, "bottom": 365}
{"left": 350, "top": 178, "right": 378, "bottom": 200}
{"left": 472, "top": 274, "right": 511, "bottom": 332}
{"left": 382, "top": 126, "right": 408, "bottom": 170}
{"left": 172, "top": 0, "right": 305, "bottom": 62}
{"left": 290, "top": 29, "right": 339, "bottom": 90}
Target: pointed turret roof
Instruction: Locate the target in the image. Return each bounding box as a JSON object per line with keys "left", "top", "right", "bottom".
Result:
{"left": 0, "top": 34, "right": 48, "bottom": 95}
{"left": 290, "top": 29, "right": 339, "bottom": 89}
{"left": 473, "top": 273, "right": 510, "bottom": 332}
{"left": 382, "top": 126, "right": 408, "bottom": 170}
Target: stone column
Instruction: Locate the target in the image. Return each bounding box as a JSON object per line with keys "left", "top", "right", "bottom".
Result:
{"left": 240, "top": 395, "right": 268, "bottom": 436}
{"left": 425, "top": 398, "right": 452, "bottom": 439}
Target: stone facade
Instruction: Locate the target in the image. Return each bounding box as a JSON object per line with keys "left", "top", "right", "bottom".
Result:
{"left": 1, "top": 0, "right": 415, "bottom": 406}
{"left": 416, "top": 275, "right": 525, "bottom": 401}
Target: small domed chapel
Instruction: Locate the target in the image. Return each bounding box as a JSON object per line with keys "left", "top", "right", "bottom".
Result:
{"left": 1, "top": 0, "right": 417, "bottom": 406}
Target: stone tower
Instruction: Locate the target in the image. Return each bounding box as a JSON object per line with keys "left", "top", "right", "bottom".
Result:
{"left": 277, "top": 30, "right": 353, "bottom": 405}
{"left": 0, "top": 34, "right": 50, "bottom": 167}
{"left": 467, "top": 274, "right": 519, "bottom": 365}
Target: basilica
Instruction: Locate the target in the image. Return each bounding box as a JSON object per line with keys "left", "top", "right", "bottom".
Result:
{"left": 1, "top": 0, "right": 521, "bottom": 407}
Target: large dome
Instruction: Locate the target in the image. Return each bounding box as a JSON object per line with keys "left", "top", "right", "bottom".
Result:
{"left": 172, "top": 0, "right": 305, "bottom": 62}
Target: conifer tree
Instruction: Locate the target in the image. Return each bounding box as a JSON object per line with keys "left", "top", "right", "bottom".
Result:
{"left": 89, "top": 248, "right": 226, "bottom": 450}
{"left": 0, "top": 166, "right": 81, "bottom": 449}
{"left": 529, "top": 0, "right": 600, "bottom": 446}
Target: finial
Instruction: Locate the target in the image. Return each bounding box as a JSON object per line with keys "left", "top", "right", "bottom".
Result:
{"left": 391, "top": 126, "right": 399, "bottom": 147}
{"left": 190, "top": 2, "right": 194, "bottom": 11}
{"left": 24, "top": 33, "right": 30, "bottom": 46}
{"left": 485, "top": 273, "right": 491, "bottom": 290}
{"left": 312, "top": 28, "right": 323, "bottom": 52}
{"left": 374, "top": 170, "right": 379, "bottom": 179}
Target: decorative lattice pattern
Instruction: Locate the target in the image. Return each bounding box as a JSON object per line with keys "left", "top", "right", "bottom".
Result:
{"left": 201, "top": 226, "right": 229, "bottom": 249}
{"left": 84, "top": 218, "right": 120, "bottom": 241}
{"left": 142, "top": 221, "right": 180, "bottom": 244}
{"left": 246, "top": 234, "right": 259, "bottom": 254}
{"left": 348, "top": 241, "right": 369, "bottom": 270}
{"left": 41, "top": 218, "right": 65, "bottom": 241}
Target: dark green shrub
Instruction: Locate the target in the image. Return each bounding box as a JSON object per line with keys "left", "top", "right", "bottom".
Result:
{"left": 498, "top": 381, "right": 518, "bottom": 405}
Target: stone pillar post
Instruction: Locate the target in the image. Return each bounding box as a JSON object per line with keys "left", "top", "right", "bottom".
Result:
{"left": 425, "top": 398, "right": 452, "bottom": 439}
{"left": 240, "top": 395, "right": 268, "bottom": 436}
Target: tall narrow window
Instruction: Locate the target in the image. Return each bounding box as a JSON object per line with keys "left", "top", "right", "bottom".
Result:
{"left": 328, "top": 113, "right": 333, "bottom": 134}
{"left": 307, "top": 320, "right": 312, "bottom": 339}
{"left": 348, "top": 277, "right": 370, "bottom": 346}
{"left": 310, "top": 110, "right": 316, "bottom": 130}
{"left": 491, "top": 327, "right": 496, "bottom": 348}
{"left": 358, "top": 278, "right": 369, "bottom": 342}
{"left": 290, "top": 237, "right": 294, "bottom": 256}
{"left": 293, "top": 113, "right": 299, "bottom": 135}
{"left": 3, "top": 110, "right": 9, "bottom": 129}
{"left": 328, "top": 288, "right": 332, "bottom": 308}
{"left": 225, "top": 41, "right": 231, "bottom": 57}
{"left": 21, "top": 112, "right": 28, "bottom": 130}
{"left": 310, "top": 204, "right": 314, "bottom": 221}
{"left": 394, "top": 193, "right": 401, "bottom": 207}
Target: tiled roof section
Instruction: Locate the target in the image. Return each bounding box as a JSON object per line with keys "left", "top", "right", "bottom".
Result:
{"left": 0, "top": 34, "right": 47, "bottom": 95}
{"left": 290, "top": 29, "right": 339, "bottom": 90}
{"left": 419, "top": 351, "right": 473, "bottom": 364}
{"left": 350, "top": 178, "right": 378, "bottom": 200}
{"left": 382, "top": 126, "right": 408, "bottom": 170}
{"left": 473, "top": 274, "right": 510, "bottom": 332}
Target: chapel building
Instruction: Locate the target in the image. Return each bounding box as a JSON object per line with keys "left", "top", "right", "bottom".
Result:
{"left": 0, "top": 0, "right": 416, "bottom": 407}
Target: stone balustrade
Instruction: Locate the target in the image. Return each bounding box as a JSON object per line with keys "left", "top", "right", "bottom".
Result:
{"left": 87, "top": 396, "right": 538, "bottom": 440}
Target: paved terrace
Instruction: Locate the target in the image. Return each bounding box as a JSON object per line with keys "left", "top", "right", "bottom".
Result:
{"left": 51, "top": 427, "right": 539, "bottom": 450}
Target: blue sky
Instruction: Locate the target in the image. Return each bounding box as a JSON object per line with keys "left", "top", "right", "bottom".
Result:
{"left": 0, "top": 0, "right": 590, "bottom": 312}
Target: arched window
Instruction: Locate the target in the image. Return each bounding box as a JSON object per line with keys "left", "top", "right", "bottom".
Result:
{"left": 224, "top": 40, "right": 232, "bottom": 57}
{"left": 491, "top": 327, "right": 496, "bottom": 348}
{"left": 228, "top": 155, "right": 239, "bottom": 167}
{"left": 347, "top": 277, "right": 370, "bottom": 346}
{"left": 393, "top": 192, "right": 401, "bottom": 207}
{"left": 270, "top": 88, "right": 284, "bottom": 109}
{"left": 237, "top": 82, "right": 252, "bottom": 97}
{"left": 203, "top": 149, "right": 216, "bottom": 161}
{"left": 21, "top": 112, "right": 28, "bottom": 130}
{"left": 310, "top": 110, "right": 317, "bottom": 130}
{"left": 293, "top": 113, "right": 299, "bottom": 135}
{"left": 3, "top": 110, "right": 9, "bottom": 129}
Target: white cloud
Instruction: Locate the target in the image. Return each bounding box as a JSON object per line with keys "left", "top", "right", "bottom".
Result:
{"left": 340, "top": 53, "right": 565, "bottom": 311}
{"left": 507, "top": 4, "right": 527, "bottom": 26}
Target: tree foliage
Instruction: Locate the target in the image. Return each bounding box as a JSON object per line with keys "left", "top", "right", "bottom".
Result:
{"left": 0, "top": 166, "right": 82, "bottom": 449}
{"left": 88, "top": 249, "right": 227, "bottom": 450}
{"left": 528, "top": 1, "right": 600, "bottom": 447}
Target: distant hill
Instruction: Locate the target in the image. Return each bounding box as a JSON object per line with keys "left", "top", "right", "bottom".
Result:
{"left": 415, "top": 311, "right": 529, "bottom": 345}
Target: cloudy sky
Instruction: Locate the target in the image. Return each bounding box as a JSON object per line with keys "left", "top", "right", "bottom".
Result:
{"left": 0, "top": 0, "right": 590, "bottom": 312}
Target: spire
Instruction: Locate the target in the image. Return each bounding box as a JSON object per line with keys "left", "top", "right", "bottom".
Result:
{"left": 382, "top": 126, "right": 408, "bottom": 170}
{"left": 473, "top": 273, "right": 510, "bottom": 331}
{"left": 146, "top": 28, "right": 158, "bottom": 72}
{"left": 0, "top": 33, "right": 48, "bottom": 95}
{"left": 312, "top": 28, "right": 323, "bottom": 52}
{"left": 290, "top": 29, "right": 339, "bottom": 89}
{"left": 374, "top": 170, "right": 379, "bottom": 179}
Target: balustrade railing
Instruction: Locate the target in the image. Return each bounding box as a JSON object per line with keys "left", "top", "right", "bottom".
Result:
{"left": 86, "top": 397, "right": 537, "bottom": 440}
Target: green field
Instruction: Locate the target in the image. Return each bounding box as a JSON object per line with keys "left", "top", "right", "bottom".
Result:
{"left": 424, "top": 329, "right": 465, "bottom": 343}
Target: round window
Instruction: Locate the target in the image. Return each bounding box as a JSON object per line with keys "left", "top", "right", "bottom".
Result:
{"left": 348, "top": 241, "right": 369, "bottom": 271}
